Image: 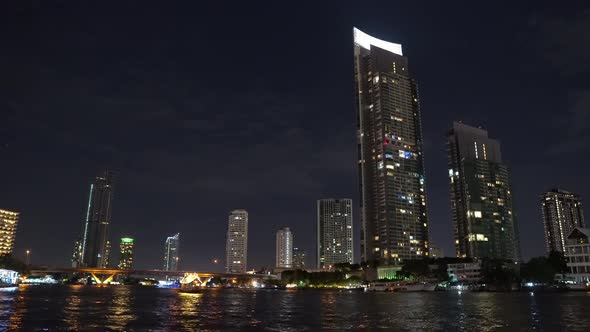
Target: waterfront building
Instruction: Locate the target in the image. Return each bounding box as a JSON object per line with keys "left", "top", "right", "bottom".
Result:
{"left": 447, "top": 122, "right": 520, "bottom": 261}
{"left": 276, "top": 228, "right": 293, "bottom": 268}
{"left": 317, "top": 199, "right": 353, "bottom": 269}
{"left": 354, "top": 27, "right": 429, "bottom": 265}
{"left": 292, "top": 247, "right": 306, "bottom": 269}
{"left": 0, "top": 209, "right": 19, "bottom": 255}
{"left": 447, "top": 261, "right": 482, "bottom": 283}
{"left": 117, "top": 237, "right": 134, "bottom": 270}
{"left": 71, "top": 238, "right": 82, "bottom": 268}
{"left": 80, "top": 170, "right": 114, "bottom": 268}
{"left": 225, "top": 209, "right": 248, "bottom": 273}
{"left": 163, "top": 233, "right": 180, "bottom": 271}
{"left": 541, "top": 189, "right": 585, "bottom": 253}
{"left": 377, "top": 266, "right": 402, "bottom": 280}
{"left": 564, "top": 228, "right": 590, "bottom": 283}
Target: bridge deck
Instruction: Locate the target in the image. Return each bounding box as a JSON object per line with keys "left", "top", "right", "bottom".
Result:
{"left": 29, "top": 267, "right": 273, "bottom": 279}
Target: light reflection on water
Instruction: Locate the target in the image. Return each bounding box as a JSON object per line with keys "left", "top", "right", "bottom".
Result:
{"left": 1, "top": 286, "right": 589, "bottom": 331}
{"left": 63, "top": 285, "right": 82, "bottom": 330}
{"left": 105, "top": 285, "right": 136, "bottom": 330}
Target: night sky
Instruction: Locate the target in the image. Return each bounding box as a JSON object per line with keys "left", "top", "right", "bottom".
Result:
{"left": 2, "top": 1, "right": 589, "bottom": 270}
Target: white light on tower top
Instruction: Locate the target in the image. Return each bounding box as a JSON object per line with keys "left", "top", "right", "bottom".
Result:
{"left": 353, "top": 27, "right": 403, "bottom": 56}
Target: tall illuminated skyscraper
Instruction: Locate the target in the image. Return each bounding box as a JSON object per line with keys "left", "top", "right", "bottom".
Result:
{"left": 317, "top": 199, "right": 353, "bottom": 269}
{"left": 225, "top": 209, "right": 248, "bottom": 273}
{"left": 0, "top": 209, "right": 19, "bottom": 255}
{"left": 354, "top": 27, "right": 429, "bottom": 265}
{"left": 163, "top": 233, "right": 180, "bottom": 271}
{"left": 80, "top": 170, "right": 114, "bottom": 268}
{"left": 117, "top": 237, "right": 134, "bottom": 270}
{"left": 448, "top": 122, "right": 520, "bottom": 261}
{"left": 541, "top": 189, "right": 585, "bottom": 253}
{"left": 276, "top": 227, "right": 293, "bottom": 268}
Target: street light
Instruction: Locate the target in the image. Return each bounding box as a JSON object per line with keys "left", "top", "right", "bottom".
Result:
{"left": 25, "top": 250, "right": 30, "bottom": 265}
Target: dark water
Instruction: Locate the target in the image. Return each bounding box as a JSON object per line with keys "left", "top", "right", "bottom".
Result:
{"left": 1, "top": 285, "right": 590, "bottom": 331}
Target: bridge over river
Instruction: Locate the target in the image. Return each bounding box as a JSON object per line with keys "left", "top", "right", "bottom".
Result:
{"left": 29, "top": 266, "right": 276, "bottom": 284}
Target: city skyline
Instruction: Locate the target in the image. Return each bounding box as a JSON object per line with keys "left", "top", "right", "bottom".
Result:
{"left": 2, "top": 2, "right": 588, "bottom": 270}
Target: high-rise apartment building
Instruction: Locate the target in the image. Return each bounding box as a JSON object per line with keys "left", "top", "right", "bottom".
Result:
{"left": 225, "top": 209, "right": 248, "bottom": 273}
{"left": 276, "top": 227, "right": 293, "bottom": 268}
{"left": 317, "top": 199, "right": 353, "bottom": 269}
{"left": 292, "top": 247, "right": 306, "bottom": 269}
{"left": 354, "top": 27, "right": 429, "bottom": 265}
{"left": 117, "top": 237, "right": 134, "bottom": 270}
{"left": 80, "top": 170, "right": 114, "bottom": 268}
{"left": 541, "top": 189, "right": 585, "bottom": 253}
{"left": 0, "top": 209, "right": 19, "bottom": 255}
{"left": 447, "top": 122, "right": 520, "bottom": 261}
{"left": 163, "top": 233, "right": 180, "bottom": 271}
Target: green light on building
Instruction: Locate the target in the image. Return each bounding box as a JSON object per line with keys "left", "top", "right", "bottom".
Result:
{"left": 378, "top": 266, "right": 402, "bottom": 280}
{"left": 121, "top": 237, "right": 134, "bottom": 243}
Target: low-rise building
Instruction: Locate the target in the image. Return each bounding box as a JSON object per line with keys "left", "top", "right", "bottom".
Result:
{"left": 564, "top": 228, "right": 590, "bottom": 283}
{"left": 447, "top": 261, "right": 481, "bottom": 283}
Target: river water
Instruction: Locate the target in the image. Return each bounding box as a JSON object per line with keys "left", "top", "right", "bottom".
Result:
{"left": 1, "top": 285, "right": 589, "bottom": 331}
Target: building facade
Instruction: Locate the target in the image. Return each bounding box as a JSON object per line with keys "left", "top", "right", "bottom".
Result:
{"left": 163, "top": 233, "right": 180, "bottom": 271}
{"left": 276, "top": 227, "right": 293, "bottom": 268}
{"left": 80, "top": 170, "right": 114, "bottom": 268}
{"left": 354, "top": 27, "right": 429, "bottom": 265}
{"left": 447, "top": 122, "right": 520, "bottom": 261}
{"left": 117, "top": 237, "right": 134, "bottom": 270}
{"left": 564, "top": 228, "right": 590, "bottom": 283}
{"left": 541, "top": 189, "right": 585, "bottom": 253}
{"left": 317, "top": 199, "right": 353, "bottom": 269}
{"left": 0, "top": 209, "right": 19, "bottom": 255}
{"left": 71, "top": 238, "right": 82, "bottom": 268}
{"left": 225, "top": 209, "right": 248, "bottom": 273}
{"left": 292, "top": 247, "right": 306, "bottom": 269}
{"left": 429, "top": 246, "right": 444, "bottom": 258}
{"left": 447, "top": 261, "right": 482, "bottom": 283}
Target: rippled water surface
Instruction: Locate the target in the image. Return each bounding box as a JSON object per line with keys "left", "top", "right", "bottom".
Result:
{"left": 1, "top": 285, "right": 590, "bottom": 331}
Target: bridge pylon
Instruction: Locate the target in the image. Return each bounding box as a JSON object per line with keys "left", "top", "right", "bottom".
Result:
{"left": 90, "top": 272, "right": 117, "bottom": 284}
